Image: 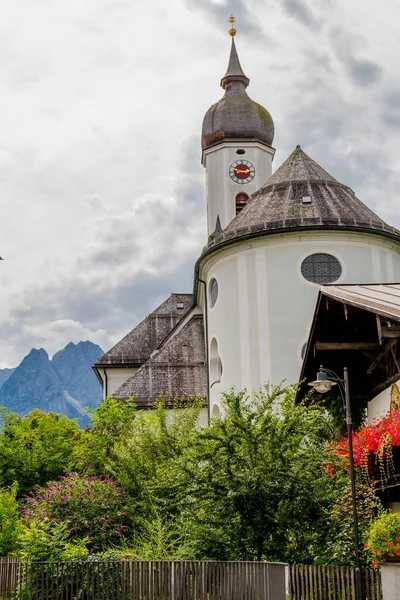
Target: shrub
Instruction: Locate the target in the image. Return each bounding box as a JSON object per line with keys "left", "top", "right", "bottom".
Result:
{"left": 367, "top": 512, "right": 400, "bottom": 564}
{"left": 21, "top": 472, "right": 131, "bottom": 552}
{"left": 16, "top": 519, "right": 89, "bottom": 562}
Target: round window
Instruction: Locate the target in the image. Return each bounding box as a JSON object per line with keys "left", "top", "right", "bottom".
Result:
{"left": 209, "top": 278, "right": 218, "bottom": 307}
{"left": 301, "top": 253, "right": 342, "bottom": 284}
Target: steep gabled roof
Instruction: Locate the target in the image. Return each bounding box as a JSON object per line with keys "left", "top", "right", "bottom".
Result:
{"left": 95, "top": 294, "right": 193, "bottom": 367}
{"left": 204, "top": 146, "right": 400, "bottom": 251}
{"left": 111, "top": 312, "right": 207, "bottom": 406}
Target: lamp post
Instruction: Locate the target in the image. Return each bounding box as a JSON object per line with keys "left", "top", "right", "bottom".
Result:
{"left": 309, "top": 366, "right": 363, "bottom": 600}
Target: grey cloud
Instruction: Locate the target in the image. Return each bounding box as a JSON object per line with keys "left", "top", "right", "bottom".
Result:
{"left": 345, "top": 57, "right": 381, "bottom": 87}
{"left": 184, "top": 0, "right": 266, "bottom": 41}
{"left": 7, "top": 262, "right": 196, "bottom": 368}
{"left": 6, "top": 134, "right": 205, "bottom": 365}
{"left": 381, "top": 88, "right": 400, "bottom": 128}
{"left": 329, "top": 27, "right": 382, "bottom": 87}
{"left": 282, "top": 0, "right": 320, "bottom": 29}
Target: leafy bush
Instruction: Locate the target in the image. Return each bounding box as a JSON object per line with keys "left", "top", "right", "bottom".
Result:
{"left": 0, "top": 482, "right": 19, "bottom": 555}
{"left": 367, "top": 511, "right": 400, "bottom": 564}
{"left": 21, "top": 472, "right": 131, "bottom": 552}
{"left": 0, "top": 409, "right": 81, "bottom": 497}
{"left": 16, "top": 519, "right": 89, "bottom": 561}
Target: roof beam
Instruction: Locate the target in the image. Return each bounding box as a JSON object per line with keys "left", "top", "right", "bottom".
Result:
{"left": 315, "top": 341, "right": 380, "bottom": 351}
{"left": 382, "top": 326, "right": 400, "bottom": 338}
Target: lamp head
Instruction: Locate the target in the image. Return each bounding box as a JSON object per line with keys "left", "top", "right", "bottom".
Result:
{"left": 308, "top": 366, "right": 337, "bottom": 394}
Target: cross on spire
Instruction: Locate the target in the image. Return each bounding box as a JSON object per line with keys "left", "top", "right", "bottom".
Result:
{"left": 228, "top": 15, "right": 237, "bottom": 37}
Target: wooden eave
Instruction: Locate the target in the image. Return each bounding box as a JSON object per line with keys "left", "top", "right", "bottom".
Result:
{"left": 297, "top": 284, "right": 400, "bottom": 408}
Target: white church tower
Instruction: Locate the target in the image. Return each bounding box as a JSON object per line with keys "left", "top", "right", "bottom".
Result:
{"left": 201, "top": 17, "right": 275, "bottom": 236}
{"left": 196, "top": 21, "right": 400, "bottom": 419}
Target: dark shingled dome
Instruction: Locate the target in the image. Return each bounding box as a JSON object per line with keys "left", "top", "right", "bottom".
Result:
{"left": 202, "top": 38, "right": 274, "bottom": 150}
{"left": 204, "top": 146, "right": 400, "bottom": 249}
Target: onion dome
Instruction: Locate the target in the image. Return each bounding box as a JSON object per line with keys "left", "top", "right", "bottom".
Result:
{"left": 204, "top": 145, "right": 400, "bottom": 249}
{"left": 202, "top": 35, "right": 274, "bottom": 150}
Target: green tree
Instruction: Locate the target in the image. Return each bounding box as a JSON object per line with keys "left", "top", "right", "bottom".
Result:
{"left": 71, "top": 397, "right": 137, "bottom": 475}
{"left": 178, "top": 385, "right": 337, "bottom": 562}
{"left": 0, "top": 409, "right": 81, "bottom": 497}
{"left": 110, "top": 398, "right": 203, "bottom": 528}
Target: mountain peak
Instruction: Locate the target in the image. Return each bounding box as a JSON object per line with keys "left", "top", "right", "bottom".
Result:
{"left": 0, "top": 340, "right": 104, "bottom": 427}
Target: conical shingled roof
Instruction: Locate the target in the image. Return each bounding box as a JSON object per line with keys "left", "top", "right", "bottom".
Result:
{"left": 266, "top": 145, "right": 338, "bottom": 185}
{"left": 204, "top": 146, "right": 400, "bottom": 250}
{"left": 220, "top": 37, "right": 250, "bottom": 88}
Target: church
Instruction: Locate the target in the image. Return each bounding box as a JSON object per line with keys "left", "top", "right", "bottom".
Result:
{"left": 93, "top": 21, "right": 400, "bottom": 423}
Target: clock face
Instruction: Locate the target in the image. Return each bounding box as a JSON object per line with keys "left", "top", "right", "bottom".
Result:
{"left": 229, "top": 160, "right": 255, "bottom": 184}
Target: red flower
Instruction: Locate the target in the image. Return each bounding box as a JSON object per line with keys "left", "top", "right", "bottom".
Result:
{"left": 329, "top": 408, "right": 400, "bottom": 472}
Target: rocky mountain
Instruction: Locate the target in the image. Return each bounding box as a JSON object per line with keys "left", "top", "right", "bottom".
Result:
{"left": 0, "top": 341, "right": 103, "bottom": 427}
{"left": 0, "top": 368, "right": 15, "bottom": 387}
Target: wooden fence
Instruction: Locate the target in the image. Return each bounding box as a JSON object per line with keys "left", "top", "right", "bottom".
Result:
{"left": 0, "top": 559, "right": 287, "bottom": 600}
{"left": 0, "top": 558, "right": 17, "bottom": 599}
{"left": 288, "top": 564, "right": 382, "bottom": 600}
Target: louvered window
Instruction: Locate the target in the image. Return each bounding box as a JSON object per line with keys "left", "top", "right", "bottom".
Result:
{"left": 236, "top": 193, "right": 249, "bottom": 215}
{"left": 301, "top": 253, "right": 342, "bottom": 284}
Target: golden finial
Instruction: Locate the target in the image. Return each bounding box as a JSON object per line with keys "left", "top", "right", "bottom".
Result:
{"left": 228, "top": 15, "right": 237, "bottom": 37}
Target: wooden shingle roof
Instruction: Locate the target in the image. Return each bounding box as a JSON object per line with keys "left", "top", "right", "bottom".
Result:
{"left": 111, "top": 312, "right": 207, "bottom": 406}
{"left": 95, "top": 294, "right": 193, "bottom": 367}
{"left": 204, "top": 146, "right": 400, "bottom": 250}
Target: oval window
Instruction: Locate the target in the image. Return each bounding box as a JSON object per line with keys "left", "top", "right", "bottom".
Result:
{"left": 209, "top": 278, "right": 219, "bottom": 307}
{"left": 301, "top": 253, "right": 342, "bottom": 284}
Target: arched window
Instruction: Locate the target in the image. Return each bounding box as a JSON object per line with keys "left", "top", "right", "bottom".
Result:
{"left": 209, "top": 278, "right": 219, "bottom": 307}
{"left": 212, "top": 404, "right": 221, "bottom": 419}
{"left": 236, "top": 193, "right": 249, "bottom": 215}
{"left": 210, "top": 338, "right": 223, "bottom": 386}
{"left": 301, "top": 253, "right": 342, "bottom": 284}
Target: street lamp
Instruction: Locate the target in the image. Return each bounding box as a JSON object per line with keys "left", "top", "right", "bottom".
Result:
{"left": 309, "top": 366, "right": 363, "bottom": 600}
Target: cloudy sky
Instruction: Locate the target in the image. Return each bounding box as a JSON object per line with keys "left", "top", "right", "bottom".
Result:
{"left": 1, "top": 0, "right": 400, "bottom": 368}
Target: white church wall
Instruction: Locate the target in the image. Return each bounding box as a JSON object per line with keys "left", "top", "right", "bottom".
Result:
{"left": 201, "top": 230, "right": 400, "bottom": 408}
{"left": 368, "top": 387, "right": 391, "bottom": 420}
{"left": 106, "top": 368, "right": 139, "bottom": 399}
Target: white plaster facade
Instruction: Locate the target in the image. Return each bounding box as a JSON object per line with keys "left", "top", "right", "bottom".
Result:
{"left": 202, "top": 141, "right": 275, "bottom": 235}
{"left": 198, "top": 231, "right": 400, "bottom": 415}
{"left": 368, "top": 387, "right": 392, "bottom": 420}
{"left": 98, "top": 368, "right": 139, "bottom": 400}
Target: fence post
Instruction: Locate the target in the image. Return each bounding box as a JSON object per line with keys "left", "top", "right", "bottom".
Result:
{"left": 380, "top": 563, "right": 400, "bottom": 600}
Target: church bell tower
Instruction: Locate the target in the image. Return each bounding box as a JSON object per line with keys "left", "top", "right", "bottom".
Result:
{"left": 201, "top": 17, "right": 275, "bottom": 237}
